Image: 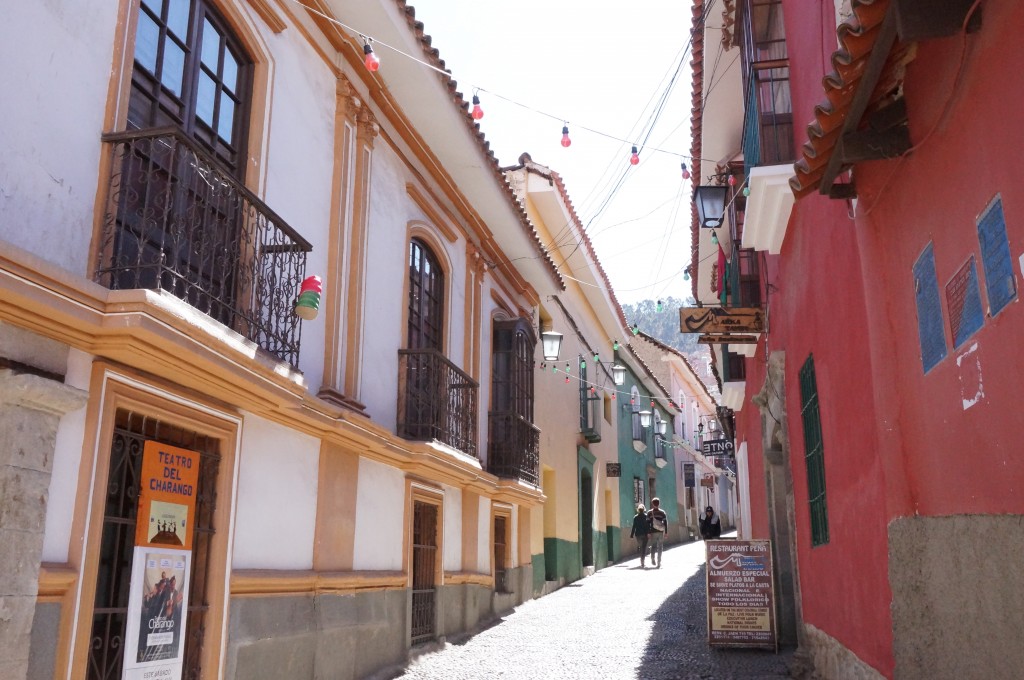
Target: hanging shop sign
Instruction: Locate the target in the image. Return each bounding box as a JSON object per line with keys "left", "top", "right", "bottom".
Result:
{"left": 680, "top": 307, "right": 764, "bottom": 334}
{"left": 606, "top": 462, "right": 621, "bottom": 478}
{"left": 701, "top": 438, "right": 735, "bottom": 456}
{"left": 683, "top": 463, "right": 696, "bottom": 488}
{"left": 123, "top": 441, "right": 200, "bottom": 680}
{"left": 706, "top": 539, "right": 777, "bottom": 650}
{"left": 700, "top": 474, "right": 716, "bottom": 488}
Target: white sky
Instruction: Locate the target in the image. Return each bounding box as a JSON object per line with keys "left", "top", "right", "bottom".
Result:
{"left": 405, "top": 0, "right": 695, "bottom": 305}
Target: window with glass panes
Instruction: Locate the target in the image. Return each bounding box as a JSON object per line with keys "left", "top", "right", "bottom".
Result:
{"left": 130, "top": 0, "right": 251, "bottom": 175}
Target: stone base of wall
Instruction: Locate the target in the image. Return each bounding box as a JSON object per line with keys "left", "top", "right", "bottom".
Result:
{"left": 227, "top": 568, "right": 536, "bottom": 680}
{"left": 26, "top": 602, "right": 60, "bottom": 680}
{"left": 226, "top": 589, "right": 407, "bottom": 680}
{"left": 799, "top": 623, "right": 884, "bottom": 680}
{"left": 889, "top": 514, "right": 1024, "bottom": 680}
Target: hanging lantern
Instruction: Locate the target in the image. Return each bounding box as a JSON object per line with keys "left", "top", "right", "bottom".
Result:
{"left": 612, "top": 364, "right": 626, "bottom": 386}
{"left": 639, "top": 410, "right": 652, "bottom": 428}
{"left": 294, "top": 275, "right": 323, "bottom": 320}
{"left": 540, "top": 331, "right": 563, "bottom": 361}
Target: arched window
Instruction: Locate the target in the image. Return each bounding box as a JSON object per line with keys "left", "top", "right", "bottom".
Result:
{"left": 130, "top": 0, "right": 252, "bottom": 175}
{"left": 490, "top": 318, "right": 534, "bottom": 420}
{"left": 407, "top": 239, "right": 445, "bottom": 351}
{"left": 678, "top": 390, "right": 687, "bottom": 438}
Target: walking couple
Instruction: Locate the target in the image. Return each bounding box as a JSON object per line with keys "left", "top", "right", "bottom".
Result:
{"left": 629, "top": 498, "right": 668, "bottom": 568}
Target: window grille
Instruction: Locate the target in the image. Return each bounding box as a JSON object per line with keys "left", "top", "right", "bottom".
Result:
{"left": 799, "top": 355, "right": 829, "bottom": 547}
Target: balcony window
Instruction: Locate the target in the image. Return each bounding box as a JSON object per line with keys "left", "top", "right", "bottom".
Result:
{"left": 739, "top": 0, "right": 794, "bottom": 170}
{"left": 96, "top": 0, "right": 310, "bottom": 368}
{"left": 129, "top": 0, "right": 251, "bottom": 174}
{"left": 579, "top": 358, "right": 601, "bottom": 443}
{"left": 398, "top": 240, "right": 478, "bottom": 455}
{"left": 97, "top": 127, "right": 311, "bottom": 368}
{"left": 487, "top": 318, "right": 539, "bottom": 485}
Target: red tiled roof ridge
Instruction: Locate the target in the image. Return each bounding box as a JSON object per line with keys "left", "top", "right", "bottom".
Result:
{"left": 689, "top": 0, "right": 705, "bottom": 301}
{"left": 392, "top": 0, "right": 565, "bottom": 290}
{"left": 789, "top": 0, "right": 916, "bottom": 199}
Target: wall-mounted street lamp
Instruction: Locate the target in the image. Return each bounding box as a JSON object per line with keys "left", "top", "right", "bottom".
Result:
{"left": 612, "top": 364, "right": 626, "bottom": 386}
{"left": 639, "top": 410, "right": 652, "bottom": 429}
{"left": 694, "top": 184, "right": 728, "bottom": 229}
{"left": 657, "top": 419, "right": 668, "bottom": 436}
{"left": 540, "top": 331, "right": 563, "bottom": 361}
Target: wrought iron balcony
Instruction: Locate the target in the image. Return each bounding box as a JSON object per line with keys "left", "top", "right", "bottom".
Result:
{"left": 398, "top": 349, "right": 479, "bottom": 456}
{"left": 95, "top": 127, "right": 311, "bottom": 368}
{"left": 487, "top": 411, "right": 540, "bottom": 486}
{"left": 741, "top": 63, "right": 794, "bottom": 173}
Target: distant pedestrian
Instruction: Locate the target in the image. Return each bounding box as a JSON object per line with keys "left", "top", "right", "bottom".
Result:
{"left": 699, "top": 506, "right": 721, "bottom": 540}
{"left": 629, "top": 504, "right": 651, "bottom": 568}
{"left": 647, "top": 498, "right": 668, "bottom": 568}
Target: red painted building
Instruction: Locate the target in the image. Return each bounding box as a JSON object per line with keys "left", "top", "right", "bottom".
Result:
{"left": 690, "top": 1, "right": 1024, "bottom": 677}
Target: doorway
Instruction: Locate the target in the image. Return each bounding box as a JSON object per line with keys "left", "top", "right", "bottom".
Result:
{"left": 87, "top": 410, "right": 220, "bottom": 680}
{"left": 410, "top": 501, "right": 438, "bottom": 645}
{"left": 579, "top": 468, "right": 593, "bottom": 568}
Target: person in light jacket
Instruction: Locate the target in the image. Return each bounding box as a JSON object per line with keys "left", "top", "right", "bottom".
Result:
{"left": 699, "top": 505, "right": 721, "bottom": 540}
{"left": 647, "top": 498, "right": 669, "bottom": 568}
{"left": 629, "top": 504, "right": 651, "bottom": 568}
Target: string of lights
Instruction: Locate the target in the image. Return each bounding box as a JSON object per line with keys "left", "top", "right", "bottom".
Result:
{"left": 280, "top": 0, "right": 726, "bottom": 168}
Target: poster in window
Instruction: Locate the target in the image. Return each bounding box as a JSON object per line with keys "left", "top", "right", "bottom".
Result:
{"left": 122, "top": 548, "right": 191, "bottom": 680}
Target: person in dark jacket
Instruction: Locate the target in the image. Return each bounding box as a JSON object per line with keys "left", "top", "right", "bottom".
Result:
{"left": 629, "top": 504, "right": 651, "bottom": 568}
{"left": 699, "top": 505, "right": 721, "bottom": 540}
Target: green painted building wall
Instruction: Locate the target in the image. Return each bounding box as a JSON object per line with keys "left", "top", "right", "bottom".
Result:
{"left": 614, "top": 357, "right": 681, "bottom": 556}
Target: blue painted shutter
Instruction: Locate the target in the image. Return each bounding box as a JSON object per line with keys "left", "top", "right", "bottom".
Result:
{"left": 913, "top": 243, "right": 947, "bottom": 373}
{"left": 977, "top": 196, "right": 1018, "bottom": 317}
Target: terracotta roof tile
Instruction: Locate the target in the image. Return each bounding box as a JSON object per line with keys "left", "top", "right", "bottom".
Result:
{"left": 689, "top": 0, "right": 706, "bottom": 300}
{"left": 790, "top": 0, "right": 916, "bottom": 199}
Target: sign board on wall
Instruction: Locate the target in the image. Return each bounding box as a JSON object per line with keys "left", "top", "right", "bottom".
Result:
{"left": 701, "top": 438, "right": 734, "bottom": 456}
{"left": 123, "top": 441, "right": 201, "bottom": 680}
{"left": 606, "top": 462, "right": 621, "bottom": 478}
{"left": 680, "top": 307, "right": 764, "bottom": 334}
{"left": 706, "top": 539, "right": 776, "bottom": 650}
{"left": 682, "top": 463, "right": 695, "bottom": 488}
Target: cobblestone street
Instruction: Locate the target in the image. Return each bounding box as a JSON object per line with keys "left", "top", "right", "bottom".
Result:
{"left": 394, "top": 539, "right": 793, "bottom": 680}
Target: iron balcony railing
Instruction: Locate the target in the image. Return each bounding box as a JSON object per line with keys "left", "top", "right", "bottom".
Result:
{"left": 487, "top": 411, "right": 540, "bottom": 486}
{"left": 398, "top": 349, "right": 479, "bottom": 456}
{"left": 741, "top": 62, "right": 794, "bottom": 174}
{"left": 95, "top": 127, "right": 312, "bottom": 368}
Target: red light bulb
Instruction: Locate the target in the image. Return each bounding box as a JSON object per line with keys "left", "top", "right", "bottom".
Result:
{"left": 471, "top": 95, "right": 484, "bottom": 120}
{"left": 565, "top": 375, "right": 570, "bottom": 384}
{"left": 363, "top": 43, "right": 379, "bottom": 72}
{"left": 630, "top": 146, "right": 640, "bottom": 165}
{"left": 561, "top": 125, "right": 572, "bottom": 148}
{"left": 728, "top": 174, "right": 736, "bottom": 186}
{"left": 681, "top": 163, "right": 690, "bottom": 180}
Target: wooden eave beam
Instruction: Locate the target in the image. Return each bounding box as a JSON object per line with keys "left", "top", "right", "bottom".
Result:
{"left": 818, "top": 3, "right": 900, "bottom": 197}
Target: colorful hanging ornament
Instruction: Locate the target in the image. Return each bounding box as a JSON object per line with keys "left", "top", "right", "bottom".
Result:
{"left": 629, "top": 146, "right": 640, "bottom": 166}
{"left": 561, "top": 124, "right": 572, "bottom": 148}
{"left": 294, "top": 275, "right": 323, "bottom": 320}
{"left": 681, "top": 162, "right": 690, "bottom": 180}
{"left": 656, "top": 299, "right": 664, "bottom": 313}
{"left": 742, "top": 186, "right": 751, "bottom": 197}
{"left": 727, "top": 174, "right": 736, "bottom": 186}
{"left": 612, "top": 339, "right": 619, "bottom": 351}
{"left": 471, "top": 94, "right": 484, "bottom": 120}
{"left": 362, "top": 40, "right": 380, "bottom": 72}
